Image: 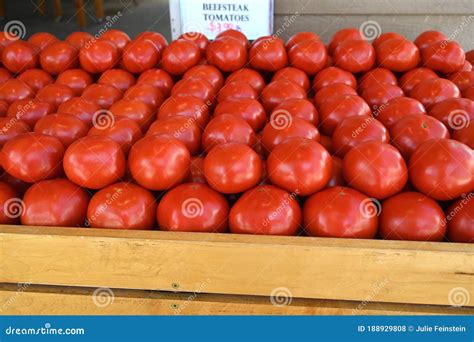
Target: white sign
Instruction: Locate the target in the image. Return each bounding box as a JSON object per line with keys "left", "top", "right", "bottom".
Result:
{"left": 170, "top": 0, "right": 274, "bottom": 40}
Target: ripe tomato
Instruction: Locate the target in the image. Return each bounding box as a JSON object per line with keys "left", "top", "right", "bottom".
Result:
{"left": 448, "top": 71, "right": 474, "bottom": 91}
{"left": 375, "top": 38, "right": 420, "bottom": 72}
{"left": 137, "top": 68, "right": 173, "bottom": 96}
{"left": 399, "top": 67, "right": 438, "bottom": 93}
{"left": 2, "top": 41, "right": 38, "bottom": 73}
{"left": 286, "top": 31, "right": 320, "bottom": 50}
{"left": 123, "top": 83, "right": 164, "bottom": 109}
{"left": 422, "top": 41, "right": 465, "bottom": 74}
{"left": 184, "top": 64, "right": 224, "bottom": 92}
{"left": 414, "top": 30, "right": 447, "bottom": 50}
{"left": 7, "top": 99, "right": 54, "bottom": 127}
{"left": 57, "top": 97, "right": 100, "bottom": 125}
{"left": 0, "top": 79, "right": 34, "bottom": 104}
{"left": 3, "top": 132, "right": 64, "bottom": 182}
{"left": 21, "top": 179, "right": 89, "bottom": 227}
{"left": 147, "top": 116, "right": 201, "bottom": 155}
{"left": 100, "top": 29, "right": 131, "bottom": 52}
{"left": 136, "top": 31, "right": 168, "bottom": 54}
{"left": 17, "top": 69, "right": 53, "bottom": 93}
{"left": 376, "top": 97, "right": 426, "bottom": 129}
{"left": 358, "top": 67, "right": 398, "bottom": 92}
{"left": 333, "top": 40, "right": 375, "bottom": 73}
{"left": 391, "top": 114, "right": 450, "bottom": 160}
{"left": 0, "top": 67, "right": 12, "bottom": 83}
{"left": 158, "top": 95, "right": 210, "bottom": 128}
{"left": 65, "top": 31, "right": 93, "bottom": 49}
{"left": 328, "top": 28, "right": 363, "bottom": 55}
{"left": 452, "top": 124, "right": 474, "bottom": 148}
{"left": 288, "top": 39, "right": 328, "bottom": 75}
{"left": 313, "top": 83, "right": 357, "bottom": 108}
{"left": 261, "top": 80, "right": 306, "bottom": 112}
{"left": 87, "top": 182, "right": 156, "bottom": 230}
{"left": 326, "top": 156, "right": 346, "bottom": 188}
{"left": 89, "top": 117, "right": 142, "bottom": 155}
{"left": 428, "top": 98, "right": 474, "bottom": 130}
{"left": 79, "top": 40, "right": 119, "bottom": 73}
{"left": 36, "top": 84, "right": 74, "bottom": 109}
{"left": 217, "top": 81, "right": 257, "bottom": 102}
{"left": 379, "top": 192, "right": 446, "bottom": 241}
{"left": 229, "top": 185, "right": 301, "bottom": 236}
{"left": 343, "top": 141, "right": 408, "bottom": 199}
{"left": 179, "top": 32, "right": 209, "bottom": 56}
{"left": 202, "top": 114, "right": 255, "bottom": 152}
{"left": 272, "top": 99, "right": 319, "bottom": 126}
{"left": 172, "top": 77, "right": 215, "bottom": 104}
{"left": 272, "top": 67, "right": 310, "bottom": 92}
{"left": 34, "top": 113, "right": 89, "bottom": 147}
{"left": 466, "top": 49, "right": 474, "bottom": 64}
{"left": 204, "top": 143, "right": 262, "bottom": 194}
{"left": 0, "top": 181, "right": 20, "bottom": 224}
{"left": 463, "top": 85, "right": 474, "bottom": 100}
{"left": 447, "top": 195, "right": 474, "bottom": 243}
{"left": 303, "top": 186, "right": 378, "bottom": 238}
{"left": 249, "top": 37, "right": 288, "bottom": 72}
{"left": 122, "top": 39, "right": 160, "bottom": 74}
{"left": 98, "top": 68, "right": 135, "bottom": 92}
{"left": 410, "top": 78, "right": 461, "bottom": 108}
{"left": 0, "top": 100, "right": 7, "bottom": 116}
{"left": 206, "top": 36, "right": 247, "bottom": 72}
{"left": 409, "top": 138, "right": 474, "bottom": 201}
{"left": 157, "top": 183, "right": 228, "bottom": 233}
{"left": 318, "top": 95, "right": 371, "bottom": 136}
{"left": 0, "top": 118, "right": 30, "bottom": 146}
{"left": 110, "top": 99, "right": 154, "bottom": 131}
{"left": 313, "top": 66, "right": 357, "bottom": 92}
{"left": 55, "top": 69, "right": 93, "bottom": 96}
{"left": 373, "top": 32, "right": 405, "bottom": 49}
{"left": 261, "top": 116, "right": 320, "bottom": 152}
{"left": 361, "top": 83, "right": 404, "bottom": 111}
{"left": 267, "top": 137, "right": 332, "bottom": 195}
{"left": 214, "top": 99, "right": 266, "bottom": 132}
{"left": 129, "top": 135, "right": 190, "bottom": 190}
{"left": 216, "top": 29, "right": 248, "bottom": 48}
{"left": 332, "top": 116, "right": 390, "bottom": 157}
{"left": 227, "top": 68, "right": 265, "bottom": 94}
{"left": 161, "top": 39, "right": 200, "bottom": 75}
{"left": 28, "top": 32, "right": 59, "bottom": 51}
{"left": 39, "top": 41, "right": 78, "bottom": 75}
{"left": 64, "top": 135, "right": 126, "bottom": 189}
{"left": 82, "top": 83, "right": 122, "bottom": 109}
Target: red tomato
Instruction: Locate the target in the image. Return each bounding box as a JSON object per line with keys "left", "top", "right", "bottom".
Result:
{"left": 0, "top": 79, "right": 34, "bottom": 104}
{"left": 466, "top": 49, "right": 474, "bottom": 64}
{"left": 36, "top": 84, "right": 74, "bottom": 109}
{"left": 332, "top": 116, "right": 390, "bottom": 157}
{"left": 249, "top": 37, "right": 288, "bottom": 72}
{"left": 2, "top": 41, "right": 38, "bottom": 73}
{"left": 358, "top": 67, "right": 398, "bottom": 92}
{"left": 21, "top": 178, "right": 89, "bottom": 227}
{"left": 0, "top": 67, "right": 12, "bottom": 83}
{"left": 28, "top": 32, "right": 58, "bottom": 51}
{"left": 229, "top": 185, "right": 301, "bottom": 236}
{"left": 313, "top": 66, "right": 357, "bottom": 92}
{"left": 123, "top": 83, "right": 164, "bottom": 109}
{"left": 449, "top": 71, "right": 474, "bottom": 91}
{"left": 391, "top": 114, "right": 450, "bottom": 160}
{"left": 204, "top": 143, "right": 262, "bottom": 194}
{"left": 409, "top": 138, "right": 473, "bottom": 201}
{"left": 375, "top": 38, "right": 420, "bottom": 72}
{"left": 88, "top": 117, "right": 142, "bottom": 155}
{"left": 422, "top": 41, "right": 465, "bottom": 74}
{"left": 376, "top": 97, "right": 427, "bottom": 129}
{"left": 0, "top": 118, "right": 30, "bottom": 146}
{"left": 57, "top": 97, "right": 100, "bottom": 125}
{"left": 186, "top": 156, "right": 206, "bottom": 184}
{"left": 178, "top": 32, "right": 209, "bottom": 56}
{"left": 216, "top": 29, "right": 248, "bottom": 48}
{"left": 157, "top": 183, "right": 228, "bottom": 233}
{"left": 261, "top": 80, "right": 306, "bottom": 113}
{"left": 452, "top": 124, "right": 474, "bottom": 149}
{"left": 303, "top": 186, "right": 378, "bottom": 238}
{"left": 0, "top": 100, "right": 7, "bottom": 116}
{"left": 0, "top": 181, "right": 20, "bottom": 224}
{"left": 158, "top": 95, "right": 210, "bottom": 128}
{"left": 379, "top": 192, "right": 446, "bottom": 241}
{"left": 7, "top": 99, "right": 54, "bottom": 127}
{"left": 122, "top": 39, "right": 160, "bottom": 74}
{"left": 65, "top": 31, "right": 93, "bottom": 49}
{"left": 267, "top": 137, "right": 332, "bottom": 195}
{"left": 39, "top": 41, "right": 78, "bottom": 75}
{"left": 447, "top": 195, "right": 474, "bottom": 243}
{"left": 129, "top": 135, "right": 190, "bottom": 190}
{"left": 3, "top": 132, "right": 64, "bottom": 182}
{"left": 64, "top": 135, "right": 126, "bottom": 189}
{"left": 463, "top": 85, "right": 474, "bottom": 100}
{"left": 136, "top": 31, "right": 168, "bottom": 54}
{"left": 217, "top": 81, "right": 257, "bottom": 103}
{"left": 110, "top": 99, "right": 154, "bottom": 131}
{"left": 318, "top": 95, "right": 371, "bottom": 136}
{"left": 34, "top": 113, "right": 89, "bottom": 147}
{"left": 172, "top": 77, "right": 215, "bottom": 104}
{"left": 82, "top": 83, "right": 122, "bottom": 109}
{"left": 286, "top": 31, "right": 320, "bottom": 50}
{"left": 227, "top": 68, "right": 265, "bottom": 93}
{"left": 17, "top": 69, "right": 53, "bottom": 93}
{"left": 0, "top": 172, "right": 30, "bottom": 196}
{"left": 202, "top": 114, "right": 256, "bottom": 152}
{"left": 410, "top": 78, "right": 461, "bottom": 109}
{"left": 272, "top": 99, "right": 319, "bottom": 126}
{"left": 87, "top": 182, "right": 156, "bottom": 230}
{"left": 328, "top": 28, "right": 363, "bottom": 55}
{"left": 98, "top": 69, "right": 136, "bottom": 92}
{"left": 313, "top": 83, "right": 357, "bottom": 108}
{"left": 100, "top": 29, "right": 131, "bottom": 52}
{"left": 288, "top": 39, "right": 327, "bottom": 75}
{"left": 214, "top": 99, "right": 266, "bottom": 132}
{"left": 272, "top": 67, "right": 310, "bottom": 92}
{"left": 361, "top": 83, "right": 404, "bottom": 111}
{"left": 206, "top": 36, "right": 247, "bottom": 72}
{"left": 160, "top": 39, "right": 200, "bottom": 75}
{"left": 326, "top": 156, "right": 346, "bottom": 188}
{"left": 373, "top": 32, "right": 405, "bottom": 49}
{"left": 137, "top": 68, "right": 173, "bottom": 96}
{"left": 333, "top": 40, "right": 375, "bottom": 73}
{"left": 399, "top": 67, "right": 438, "bottom": 93}
{"left": 147, "top": 116, "right": 201, "bottom": 155}
{"left": 55, "top": 69, "right": 93, "bottom": 96}
{"left": 414, "top": 30, "right": 447, "bottom": 51}
{"left": 79, "top": 40, "right": 119, "bottom": 73}
{"left": 343, "top": 141, "right": 408, "bottom": 199}
{"left": 184, "top": 64, "right": 224, "bottom": 92}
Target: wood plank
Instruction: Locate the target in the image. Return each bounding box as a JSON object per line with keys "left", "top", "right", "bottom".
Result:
{"left": 1, "top": 226, "right": 473, "bottom": 307}
{"left": 1, "top": 283, "right": 472, "bottom": 315}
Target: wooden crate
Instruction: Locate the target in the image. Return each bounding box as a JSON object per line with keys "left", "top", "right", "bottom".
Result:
{"left": 0, "top": 225, "right": 473, "bottom": 315}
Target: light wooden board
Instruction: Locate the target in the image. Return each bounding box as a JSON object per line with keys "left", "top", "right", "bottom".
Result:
{"left": 1, "top": 226, "right": 473, "bottom": 307}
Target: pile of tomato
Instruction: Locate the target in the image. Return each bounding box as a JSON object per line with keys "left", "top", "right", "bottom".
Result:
{"left": 0, "top": 27, "right": 472, "bottom": 243}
